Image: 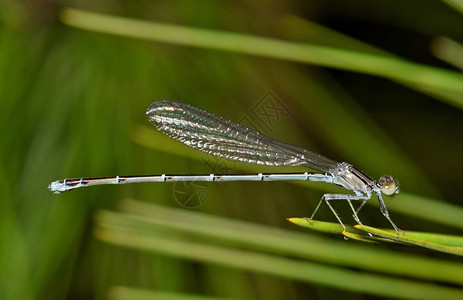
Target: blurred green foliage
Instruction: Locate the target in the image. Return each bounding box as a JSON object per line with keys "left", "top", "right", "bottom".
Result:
{"left": 0, "top": 0, "right": 462, "bottom": 299}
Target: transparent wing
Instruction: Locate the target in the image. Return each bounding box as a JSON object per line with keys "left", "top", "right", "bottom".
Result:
{"left": 146, "top": 100, "right": 339, "bottom": 173}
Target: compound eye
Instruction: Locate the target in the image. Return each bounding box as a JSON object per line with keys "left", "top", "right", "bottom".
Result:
{"left": 380, "top": 175, "right": 399, "bottom": 196}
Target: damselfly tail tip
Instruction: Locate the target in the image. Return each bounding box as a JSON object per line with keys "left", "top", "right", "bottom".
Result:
{"left": 48, "top": 180, "right": 66, "bottom": 194}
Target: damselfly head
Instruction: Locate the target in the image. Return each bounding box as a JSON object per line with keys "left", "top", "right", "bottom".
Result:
{"left": 379, "top": 175, "right": 399, "bottom": 196}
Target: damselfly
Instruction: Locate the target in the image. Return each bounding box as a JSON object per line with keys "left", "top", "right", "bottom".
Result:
{"left": 49, "top": 100, "right": 401, "bottom": 234}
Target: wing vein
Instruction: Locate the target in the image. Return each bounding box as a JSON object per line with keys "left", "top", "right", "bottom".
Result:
{"left": 146, "top": 100, "right": 339, "bottom": 172}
